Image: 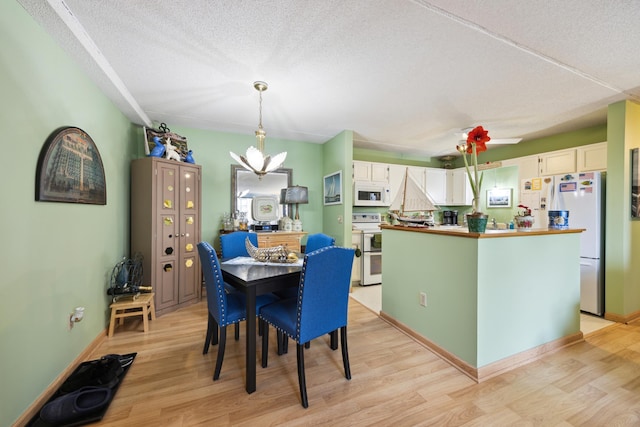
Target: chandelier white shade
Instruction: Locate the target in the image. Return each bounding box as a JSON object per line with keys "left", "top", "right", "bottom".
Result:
{"left": 230, "top": 81, "right": 287, "bottom": 178}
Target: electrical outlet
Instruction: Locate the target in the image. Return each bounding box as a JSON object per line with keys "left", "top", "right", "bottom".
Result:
{"left": 419, "top": 292, "right": 427, "bottom": 307}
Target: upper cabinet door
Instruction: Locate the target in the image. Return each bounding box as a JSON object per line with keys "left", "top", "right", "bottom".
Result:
{"left": 447, "top": 168, "right": 473, "bottom": 205}
{"left": 353, "top": 161, "right": 371, "bottom": 181}
{"left": 370, "top": 163, "right": 389, "bottom": 183}
{"left": 407, "top": 166, "right": 426, "bottom": 192}
{"left": 352, "top": 161, "right": 389, "bottom": 183}
{"left": 387, "top": 164, "right": 406, "bottom": 204}
{"left": 539, "top": 149, "right": 576, "bottom": 176}
{"left": 425, "top": 168, "right": 447, "bottom": 205}
{"left": 577, "top": 142, "right": 607, "bottom": 172}
{"left": 516, "top": 155, "right": 540, "bottom": 179}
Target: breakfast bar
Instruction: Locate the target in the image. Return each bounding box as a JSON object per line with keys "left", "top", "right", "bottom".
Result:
{"left": 379, "top": 224, "right": 584, "bottom": 382}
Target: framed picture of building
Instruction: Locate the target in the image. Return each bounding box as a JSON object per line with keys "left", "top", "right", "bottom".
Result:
{"left": 36, "top": 126, "right": 107, "bottom": 205}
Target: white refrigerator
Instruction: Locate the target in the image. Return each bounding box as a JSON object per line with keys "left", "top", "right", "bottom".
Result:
{"left": 520, "top": 172, "right": 605, "bottom": 315}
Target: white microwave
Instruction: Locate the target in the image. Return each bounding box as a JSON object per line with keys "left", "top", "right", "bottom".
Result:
{"left": 353, "top": 181, "right": 390, "bottom": 206}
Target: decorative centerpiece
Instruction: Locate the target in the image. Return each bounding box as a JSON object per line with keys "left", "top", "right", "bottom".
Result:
{"left": 388, "top": 167, "right": 437, "bottom": 227}
{"left": 514, "top": 204, "right": 534, "bottom": 229}
{"left": 245, "top": 237, "right": 298, "bottom": 263}
{"left": 456, "top": 126, "right": 491, "bottom": 232}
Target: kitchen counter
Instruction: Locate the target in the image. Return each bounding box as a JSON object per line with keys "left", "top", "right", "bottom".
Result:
{"left": 380, "top": 224, "right": 584, "bottom": 382}
{"left": 381, "top": 224, "right": 584, "bottom": 238}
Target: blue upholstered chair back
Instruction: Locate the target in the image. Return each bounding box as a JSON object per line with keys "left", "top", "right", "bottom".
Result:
{"left": 304, "top": 233, "right": 335, "bottom": 254}
{"left": 297, "top": 246, "right": 354, "bottom": 343}
{"left": 220, "top": 232, "right": 258, "bottom": 259}
{"left": 197, "top": 241, "right": 244, "bottom": 327}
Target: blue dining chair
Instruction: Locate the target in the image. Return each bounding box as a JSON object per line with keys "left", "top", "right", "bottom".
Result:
{"left": 259, "top": 246, "right": 355, "bottom": 408}
{"left": 220, "top": 231, "right": 257, "bottom": 259}
{"left": 304, "top": 233, "right": 335, "bottom": 253}
{"left": 220, "top": 232, "right": 258, "bottom": 338}
{"left": 197, "top": 241, "right": 278, "bottom": 380}
{"left": 274, "top": 233, "right": 335, "bottom": 303}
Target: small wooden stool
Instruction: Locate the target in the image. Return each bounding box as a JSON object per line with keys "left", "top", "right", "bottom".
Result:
{"left": 108, "top": 293, "right": 156, "bottom": 337}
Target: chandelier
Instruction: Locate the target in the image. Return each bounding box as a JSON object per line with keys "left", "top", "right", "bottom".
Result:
{"left": 230, "top": 81, "right": 287, "bottom": 179}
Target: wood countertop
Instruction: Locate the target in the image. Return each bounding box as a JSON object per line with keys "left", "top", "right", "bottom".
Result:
{"left": 380, "top": 224, "right": 584, "bottom": 238}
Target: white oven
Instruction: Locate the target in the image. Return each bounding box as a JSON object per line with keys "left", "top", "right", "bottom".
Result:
{"left": 352, "top": 213, "right": 382, "bottom": 285}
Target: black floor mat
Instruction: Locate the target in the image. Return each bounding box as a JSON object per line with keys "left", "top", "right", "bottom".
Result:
{"left": 27, "top": 353, "right": 137, "bottom": 427}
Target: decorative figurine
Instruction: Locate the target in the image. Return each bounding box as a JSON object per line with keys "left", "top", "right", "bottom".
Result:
{"left": 185, "top": 150, "right": 195, "bottom": 164}
{"left": 149, "top": 136, "right": 165, "bottom": 157}
{"left": 164, "top": 137, "right": 181, "bottom": 162}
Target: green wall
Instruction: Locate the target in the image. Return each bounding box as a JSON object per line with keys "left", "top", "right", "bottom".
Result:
{"left": 0, "top": 2, "right": 137, "bottom": 425}
{"left": 605, "top": 101, "right": 640, "bottom": 316}
{"left": 322, "top": 131, "right": 354, "bottom": 247}
{"left": 353, "top": 147, "right": 440, "bottom": 167}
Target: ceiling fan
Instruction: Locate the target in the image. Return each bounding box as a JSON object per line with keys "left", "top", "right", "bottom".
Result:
{"left": 456, "top": 127, "right": 522, "bottom": 145}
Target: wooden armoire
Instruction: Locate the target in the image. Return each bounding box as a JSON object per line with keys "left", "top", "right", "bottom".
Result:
{"left": 130, "top": 157, "right": 201, "bottom": 315}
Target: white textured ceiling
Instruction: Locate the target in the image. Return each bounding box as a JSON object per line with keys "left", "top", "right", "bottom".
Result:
{"left": 17, "top": 0, "right": 640, "bottom": 158}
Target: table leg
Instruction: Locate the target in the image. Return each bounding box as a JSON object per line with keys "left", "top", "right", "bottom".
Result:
{"left": 245, "top": 288, "right": 257, "bottom": 394}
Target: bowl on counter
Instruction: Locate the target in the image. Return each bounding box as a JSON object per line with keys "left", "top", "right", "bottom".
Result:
{"left": 514, "top": 215, "right": 534, "bottom": 229}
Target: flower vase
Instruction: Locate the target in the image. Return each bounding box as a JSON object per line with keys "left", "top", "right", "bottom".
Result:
{"left": 467, "top": 212, "right": 488, "bottom": 233}
{"left": 514, "top": 215, "right": 534, "bottom": 229}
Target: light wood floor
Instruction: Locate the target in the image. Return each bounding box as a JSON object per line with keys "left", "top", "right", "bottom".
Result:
{"left": 88, "top": 297, "right": 640, "bottom": 426}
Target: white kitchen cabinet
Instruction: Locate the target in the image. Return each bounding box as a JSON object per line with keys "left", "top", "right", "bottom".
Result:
{"left": 514, "top": 155, "right": 540, "bottom": 180}
{"left": 407, "top": 166, "right": 426, "bottom": 191}
{"left": 539, "top": 149, "right": 576, "bottom": 176}
{"left": 352, "top": 161, "right": 389, "bottom": 183}
{"left": 425, "top": 168, "right": 447, "bottom": 205}
{"left": 447, "top": 168, "right": 473, "bottom": 205}
{"left": 353, "top": 161, "right": 369, "bottom": 181}
{"left": 577, "top": 142, "right": 607, "bottom": 172}
{"left": 388, "top": 164, "right": 405, "bottom": 203}
{"left": 371, "top": 163, "right": 389, "bottom": 182}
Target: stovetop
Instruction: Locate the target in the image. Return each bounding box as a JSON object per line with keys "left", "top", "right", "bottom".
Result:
{"left": 352, "top": 213, "right": 382, "bottom": 231}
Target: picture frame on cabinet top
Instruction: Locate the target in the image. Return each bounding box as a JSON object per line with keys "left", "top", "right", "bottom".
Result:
{"left": 35, "top": 126, "right": 106, "bottom": 205}
{"left": 143, "top": 125, "right": 188, "bottom": 159}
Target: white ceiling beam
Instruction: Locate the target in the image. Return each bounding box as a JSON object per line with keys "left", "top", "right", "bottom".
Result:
{"left": 45, "top": 0, "right": 153, "bottom": 127}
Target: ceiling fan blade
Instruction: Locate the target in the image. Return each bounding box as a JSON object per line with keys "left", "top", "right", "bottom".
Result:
{"left": 487, "top": 138, "right": 522, "bottom": 144}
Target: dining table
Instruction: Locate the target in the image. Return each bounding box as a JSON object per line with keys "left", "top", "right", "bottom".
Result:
{"left": 219, "top": 257, "right": 302, "bottom": 394}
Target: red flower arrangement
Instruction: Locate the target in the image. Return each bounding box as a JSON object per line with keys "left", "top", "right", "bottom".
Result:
{"left": 465, "top": 126, "right": 490, "bottom": 154}
{"left": 456, "top": 126, "right": 491, "bottom": 213}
